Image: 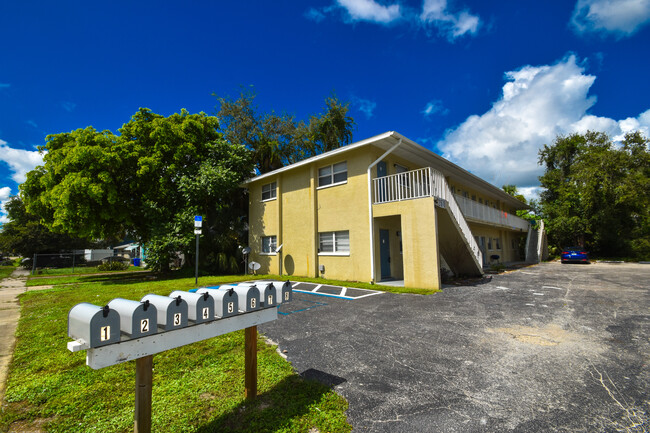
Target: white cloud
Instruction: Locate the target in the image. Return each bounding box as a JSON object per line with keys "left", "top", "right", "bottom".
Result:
{"left": 351, "top": 96, "right": 377, "bottom": 118}
{"left": 305, "top": 7, "right": 328, "bottom": 23}
{"left": 420, "top": 0, "right": 480, "bottom": 40}
{"left": 0, "top": 139, "right": 45, "bottom": 184}
{"left": 571, "top": 0, "right": 650, "bottom": 37}
{"left": 0, "top": 186, "right": 12, "bottom": 224}
{"left": 422, "top": 99, "right": 449, "bottom": 118}
{"left": 336, "top": 0, "right": 401, "bottom": 24}
{"left": 436, "top": 55, "right": 650, "bottom": 190}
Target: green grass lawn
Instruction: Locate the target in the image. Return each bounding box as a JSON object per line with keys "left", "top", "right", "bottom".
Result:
{"left": 30, "top": 265, "right": 149, "bottom": 276}
{"left": 0, "top": 265, "right": 17, "bottom": 279}
{"left": 1, "top": 273, "right": 351, "bottom": 432}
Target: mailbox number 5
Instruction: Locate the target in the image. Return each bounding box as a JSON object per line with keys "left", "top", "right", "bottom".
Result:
{"left": 227, "top": 302, "right": 234, "bottom": 314}
{"left": 173, "top": 313, "right": 181, "bottom": 326}
{"left": 141, "top": 319, "right": 149, "bottom": 333}
{"left": 100, "top": 326, "right": 111, "bottom": 341}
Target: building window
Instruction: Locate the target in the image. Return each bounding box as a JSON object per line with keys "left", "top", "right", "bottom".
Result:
{"left": 261, "top": 182, "right": 276, "bottom": 201}
{"left": 479, "top": 198, "right": 483, "bottom": 204}
{"left": 319, "top": 231, "right": 350, "bottom": 254}
{"left": 487, "top": 238, "right": 493, "bottom": 250}
{"left": 318, "top": 162, "right": 347, "bottom": 187}
{"left": 511, "top": 239, "right": 517, "bottom": 249}
{"left": 494, "top": 238, "right": 501, "bottom": 249}
{"left": 261, "top": 236, "right": 277, "bottom": 254}
{"left": 395, "top": 164, "right": 409, "bottom": 187}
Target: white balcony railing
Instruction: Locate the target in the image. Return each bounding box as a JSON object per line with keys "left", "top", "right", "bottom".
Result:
{"left": 453, "top": 194, "right": 530, "bottom": 231}
{"left": 372, "top": 167, "right": 483, "bottom": 268}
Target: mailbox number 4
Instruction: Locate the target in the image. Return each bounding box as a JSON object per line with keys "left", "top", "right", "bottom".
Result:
{"left": 202, "top": 307, "right": 210, "bottom": 320}
{"left": 100, "top": 326, "right": 111, "bottom": 341}
{"left": 173, "top": 313, "right": 181, "bottom": 326}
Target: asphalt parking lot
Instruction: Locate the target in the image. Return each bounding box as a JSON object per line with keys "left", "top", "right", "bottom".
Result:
{"left": 260, "top": 262, "right": 650, "bottom": 432}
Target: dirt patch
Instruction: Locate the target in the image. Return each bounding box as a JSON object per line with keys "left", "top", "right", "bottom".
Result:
{"left": 24, "top": 285, "right": 54, "bottom": 292}
{"left": 7, "top": 417, "right": 55, "bottom": 433}
{"left": 488, "top": 324, "right": 580, "bottom": 347}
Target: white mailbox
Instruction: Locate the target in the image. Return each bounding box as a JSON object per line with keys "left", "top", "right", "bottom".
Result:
{"left": 259, "top": 282, "right": 277, "bottom": 308}
{"left": 169, "top": 291, "right": 214, "bottom": 324}
{"left": 227, "top": 284, "right": 260, "bottom": 313}
{"left": 141, "top": 294, "right": 188, "bottom": 331}
{"left": 270, "top": 280, "right": 293, "bottom": 303}
{"left": 107, "top": 298, "right": 158, "bottom": 339}
{"left": 196, "top": 287, "right": 239, "bottom": 318}
{"left": 68, "top": 303, "right": 121, "bottom": 348}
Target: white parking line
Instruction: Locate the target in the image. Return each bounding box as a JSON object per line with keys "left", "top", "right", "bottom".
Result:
{"left": 542, "top": 286, "right": 565, "bottom": 290}
{"left": 312, "top": 284, "right": 322, "bottom": 292}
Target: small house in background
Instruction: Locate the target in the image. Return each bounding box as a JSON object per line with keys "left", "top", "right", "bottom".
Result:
{"left": 113, "top": 243, "right": 146, "bottom": 266}
{"left": 73, "top": 249, "right": 114, "bottom": 262}
{"left": 243, "top": 131, "right": 546, "bottom": 291}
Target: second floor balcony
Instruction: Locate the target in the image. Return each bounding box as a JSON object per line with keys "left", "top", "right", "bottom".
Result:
{"left": 372, "top": 167, "right": 530, "bottom": 231}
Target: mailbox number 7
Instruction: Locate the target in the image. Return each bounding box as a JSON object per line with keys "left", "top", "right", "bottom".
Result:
{"left": 141, "top": 319, "right": 149, "bottom": 333}
{"left": 100, "top": 326, "right": 110, "bottom": 341}
{"left": 173, "top": 313, "right": 181, "bottom": 326}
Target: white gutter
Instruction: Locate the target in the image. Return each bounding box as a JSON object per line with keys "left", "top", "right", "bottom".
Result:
{"left": 367, "top": 138, "right": 403, "bottom": 283}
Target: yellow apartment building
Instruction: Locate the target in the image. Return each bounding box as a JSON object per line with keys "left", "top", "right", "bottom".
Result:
{"left": 243, "top": 131, "right": 543, "bottom": 291}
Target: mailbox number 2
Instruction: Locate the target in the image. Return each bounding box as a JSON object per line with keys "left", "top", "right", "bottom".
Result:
{"left": 173, "top": 313, "right": 181, "bottom": 326}
{"left": 100, "top": 326, "right": 111, "bottom": 342}
{"left": 202, "top": 307, "right": 210, "bottom": 320}
{"left": 140, "top": 319, "right": 149, "bottom": 333}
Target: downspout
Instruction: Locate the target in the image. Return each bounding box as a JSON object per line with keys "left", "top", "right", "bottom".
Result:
{"left": 367, "top": 138, "right": 403, "bottom": 283}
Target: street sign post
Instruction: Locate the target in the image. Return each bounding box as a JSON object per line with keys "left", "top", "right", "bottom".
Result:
{"left": 194, "top": 216, "right": 202, "bottom": 285}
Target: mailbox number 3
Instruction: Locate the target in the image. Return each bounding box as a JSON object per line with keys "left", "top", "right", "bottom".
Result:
{"left": 173, "top": 313, "right": 181, "bottom": 326}
{"left": 100, "top": 326, "right": 111, "bottom": 341}
{"left": 141, "top": 319, "right": 149, "bottom": 333}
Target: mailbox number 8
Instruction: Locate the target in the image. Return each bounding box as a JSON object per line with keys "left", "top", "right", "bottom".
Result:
{"left": 227, "top": 302, "right": 234, "bottom": 314}
{"left": 141, "top": 319, "right": 149, "bottom": 333}
{"left": 250, "top": 298, "right": 256, "bottom": 309}
{"left": 202, "top": 307, "right": 209, "bottom": 320}
{"left": 173, "top": 313, "right": 181, "bottom": 326}
{"left": 100, "top": 326, "right": 110, "bottom": 341}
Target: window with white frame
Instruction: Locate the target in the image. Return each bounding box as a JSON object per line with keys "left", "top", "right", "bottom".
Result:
{"left": 395, "top": 164, "right": 409, "bottom": 187}
{"left": 261, "top": 182, "right": 277, "bottom": 201}
{"left": 318, "top": 162, "right": 347, "bottom": 187}
{"left": 261, "top": 236, "right": 277, "bottom": 254}
{"left": 319, "top": 231, "right": 350, "bottom": 254}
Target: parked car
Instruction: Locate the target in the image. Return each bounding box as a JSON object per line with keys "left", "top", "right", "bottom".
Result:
{"left": 561, "top": 247, "right": 589, "bottom": 264}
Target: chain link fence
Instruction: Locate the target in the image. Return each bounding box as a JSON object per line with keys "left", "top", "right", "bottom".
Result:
{"left": 27, "top": 252, "right": 130, "bottom": 275}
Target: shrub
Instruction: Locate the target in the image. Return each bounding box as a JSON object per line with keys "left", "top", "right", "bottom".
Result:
{"left": 96, "top": 261, "right": 129, "bottom": 271}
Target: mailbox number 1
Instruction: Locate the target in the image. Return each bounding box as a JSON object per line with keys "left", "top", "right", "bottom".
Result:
{"left": 141, "top": 319, "right": 149, "bottom": 333}
{"left": 100, "top": 326, "right": 111, "bottom": 341}
{"left": 250, "top": 298, "right": 256, "bottom": 309}
{"left": 202, "top": 307, "right": 209, "bottom": 320}
{"left": 227, "top": 302, "right": 234, "bottom": 314}
{"left": 173, "top": 313, "right": 181, "bottom": 326}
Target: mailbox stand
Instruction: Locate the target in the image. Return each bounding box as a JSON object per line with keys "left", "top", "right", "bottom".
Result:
{"left": 244, "top": 326, "right": 257, "bottom": 399}
{"left": 135, "top": 355, "right": 153, "bottom": 433}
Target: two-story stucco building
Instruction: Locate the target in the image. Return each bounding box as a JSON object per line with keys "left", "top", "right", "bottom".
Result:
{"left": 243, "top": 131, "right": 542, "bottom": 290}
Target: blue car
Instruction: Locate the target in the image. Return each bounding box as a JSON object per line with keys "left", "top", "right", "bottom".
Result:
{"left": 561, "top": 247, "right": 589, "bottom": 264}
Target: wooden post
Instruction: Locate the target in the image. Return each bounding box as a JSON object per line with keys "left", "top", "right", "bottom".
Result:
{"left": 135, "top": 355, "right": 153, "bottom": 433}
{"left": 244, "top": 326, "right": 257, "bottom": 400}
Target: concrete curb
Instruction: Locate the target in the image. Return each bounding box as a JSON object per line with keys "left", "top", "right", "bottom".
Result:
{"left": 0, "top": 268, "right": 29, "bottom": 402}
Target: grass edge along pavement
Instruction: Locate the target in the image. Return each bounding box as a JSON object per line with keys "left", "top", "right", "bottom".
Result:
{"left": 1, "top": 273, "right": 351, "bottom": 432}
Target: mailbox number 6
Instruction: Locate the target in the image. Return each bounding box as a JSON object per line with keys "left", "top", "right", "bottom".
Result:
{"left": 100, "top": 326, "right": 110, "bottom": 341}
{"left": 173, "top": 313, "right": 181, "bottom": 326}
{"left": 227, "top": 302, "right": 234, "bottom": 314}
{"left": 250, "top": 298, "right": 256, "bottom": 309}
{"left": 202, "top": 307, "right": 209, "bottom": 320}
{"left": 141, "top": 319, "right": 149, "bottom": 333}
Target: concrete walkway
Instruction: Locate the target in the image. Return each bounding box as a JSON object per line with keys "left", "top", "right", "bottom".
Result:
{"left": 0, "top": 268, "right": 29, "bottom": 401}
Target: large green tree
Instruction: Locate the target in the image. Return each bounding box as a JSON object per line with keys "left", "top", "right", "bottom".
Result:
{"left": 21, "top": 109, "right": 253, "bottom": 272}
{"left": 0, "top": 195, "right": 96, "bottom": 257}
{"left": 538, "top": 130, "right": 650, "bottom": 258}
{"left": 214, "top": 89, "right": 355, "bottom": 173}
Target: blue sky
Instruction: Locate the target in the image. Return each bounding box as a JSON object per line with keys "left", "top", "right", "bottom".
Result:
{"left": 1, "top": 0, "right": 649, "bottom": 221}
